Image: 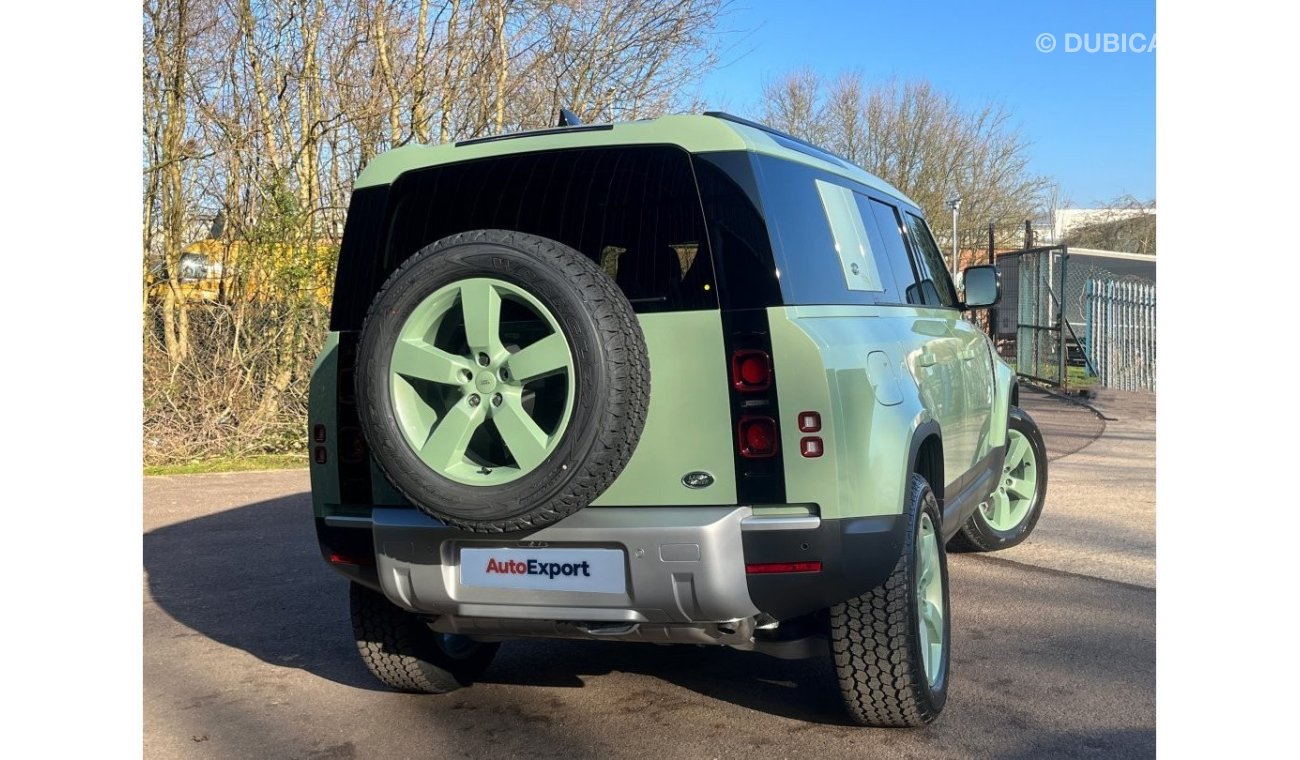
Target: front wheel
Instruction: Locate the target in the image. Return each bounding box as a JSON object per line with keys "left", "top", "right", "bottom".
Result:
{"left": 830, "top": 473, "right": 950, "bottom": 726}
{"left": 350, "top": 583, "right": 498, "bottom": 693}
{"left": 949, "top": 406, "right": 1048, "bottom": 552}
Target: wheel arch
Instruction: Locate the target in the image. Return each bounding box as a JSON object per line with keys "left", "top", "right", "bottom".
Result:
{"left": 990, "top": 357, "right": 1017, "bottom": 451}
{"left": 908, "top": 421, "right": 944, "bottom": 507}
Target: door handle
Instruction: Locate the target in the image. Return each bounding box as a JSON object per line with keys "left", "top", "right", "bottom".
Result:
{"left": 959, "top": 348, "right": 978, "bottom": 361}
{"left": 918, "top": 352, "right": 938, "bottom": 367}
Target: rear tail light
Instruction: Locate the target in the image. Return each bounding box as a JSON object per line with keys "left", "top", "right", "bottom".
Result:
{"left": 339, "top": 427, "right": 368, "bottom": 464}
{"left": 313, "top": 424, "right": 327, "bottom": 443}
{"left": 738, "top": 416, "right": 778, "bottom": 458}
{"left": 800, "top": 437, "right": 823, "bottom": 458}
{"left": 329, "top": 552, "right": 375, "bottom": 566}
{"left": 731, "top": 349, "right": 772, "bottom": 392}
{"left": 338, "top": 367, "right": 356, "bottom": 406}
{"left": 314, "top": 446, "right": 328, "bottom": 464}
{"left": 746, "top": 561, "right": 822, "bottom": 574}
{"left": 797, "top": 412, "right": 821, "bottom": 432}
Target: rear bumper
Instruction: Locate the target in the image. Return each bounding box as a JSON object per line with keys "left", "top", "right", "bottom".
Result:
{"left": 318, "top": 506, "right": 903, "bottom": 624}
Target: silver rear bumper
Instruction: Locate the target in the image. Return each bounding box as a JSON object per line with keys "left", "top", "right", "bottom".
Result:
{"left": 368, "top": 506, "right": 798, "bottom": 625}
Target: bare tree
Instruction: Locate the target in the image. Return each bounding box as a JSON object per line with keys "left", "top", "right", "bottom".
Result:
{"left": 142, "top": 0, "right": 727, "bottom": 464}
{"left": 757, "top": 72, "right": 1051, "bottom": 256}
{"left": 1062, "top": 195, "right": 1157, "bottom": 254}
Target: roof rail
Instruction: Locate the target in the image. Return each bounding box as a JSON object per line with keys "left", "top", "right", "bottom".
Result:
{"left": 455, "top": 123, "right": 612, "bottom": 148}
{"left": 702, "top": 111, "right": 859, "bottom": 172}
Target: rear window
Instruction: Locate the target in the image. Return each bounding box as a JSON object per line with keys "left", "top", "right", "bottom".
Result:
{"left": 383, "top": 146, "right": 716, "bottom": 314}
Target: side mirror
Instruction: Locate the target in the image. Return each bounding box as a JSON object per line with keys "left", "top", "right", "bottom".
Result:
{"left": 961, "top": 265, "right": 1000, "bottom": 309}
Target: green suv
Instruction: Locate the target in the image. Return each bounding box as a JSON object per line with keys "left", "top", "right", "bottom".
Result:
{"left": 309, "top": 112, "right": 1048, "bottom": 727}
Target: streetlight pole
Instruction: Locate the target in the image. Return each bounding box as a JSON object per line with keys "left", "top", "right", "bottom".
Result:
{"left": 947, "top": 197, "right": 962, "bottom": 275}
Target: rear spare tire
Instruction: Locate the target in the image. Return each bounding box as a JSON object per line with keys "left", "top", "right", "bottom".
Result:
{"left": 356, "top": 230, "right": 649, "bottom": 532}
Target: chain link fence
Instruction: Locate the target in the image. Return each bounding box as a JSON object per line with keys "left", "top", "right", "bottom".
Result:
{"left": 1010, "top": 247, "right": 1067, "bottom": 385}
{"left": 992, "top": 240, "right": 1156, "bottom": 390}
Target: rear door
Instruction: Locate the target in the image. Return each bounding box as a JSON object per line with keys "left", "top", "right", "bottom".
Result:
{"left": 900, "top": 211, "right": 994, "bottom": 488}
{"left": 862, "top": 199, "right": 969, "bottom": 498}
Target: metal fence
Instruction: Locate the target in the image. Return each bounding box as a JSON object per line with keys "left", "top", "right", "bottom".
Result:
{"left": 1084, "top": 279, "right": 1157, "bottom": 391}
{"left": 1011, "top": 246, "right": 1069, "bottom": 386}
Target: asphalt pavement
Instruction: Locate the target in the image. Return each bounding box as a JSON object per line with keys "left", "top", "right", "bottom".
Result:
{"left": 144, "top": 388, "right": 1155, "bottom": 759}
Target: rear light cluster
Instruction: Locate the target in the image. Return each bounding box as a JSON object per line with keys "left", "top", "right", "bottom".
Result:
{"left": 731, "top": 349, "right": 772, "bottom": 392}
{"left": 313, "top": 424, "right": 328, "bottom": 464}
{"left": 339, "top": 427, "right": 369, "bottom": 464}
{"left": 738, "top": 416, "right": 778, "bottom": 458}
{"left": 798, "top": 411, "right": 823, "bottom": 458}
{"left": 729, "top": 350, "right": 827, "bottom": 461}
{"left": 731, "top": 349, "right": 777, "bottom": 459}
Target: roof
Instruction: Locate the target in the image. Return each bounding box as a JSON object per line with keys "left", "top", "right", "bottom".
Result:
{"left": 354, "top": 113, "right": 917, "bottom": 207}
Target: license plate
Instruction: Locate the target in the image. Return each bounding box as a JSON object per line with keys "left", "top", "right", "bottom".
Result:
{"left": 459, "top": 548, "right": 627, "bottom": 594}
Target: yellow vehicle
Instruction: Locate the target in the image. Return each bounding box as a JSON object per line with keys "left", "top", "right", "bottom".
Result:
{"left": 147, "top": 239, "right": 336, "bottom": 305}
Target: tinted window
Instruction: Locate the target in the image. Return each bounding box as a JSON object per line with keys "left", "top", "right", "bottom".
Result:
{"left": 383, "top": 146, "right": 717, "bottom": 313}
{"left": 904, "top": 212, "right": 959, "bottom": 307}
{"left": 864, "top": 199, "right": 924, "bottom": 305}
{"left": 753, "top": 154, "right": 911, "bottom": 306}
{"left": 330, "top": 185, "right": 390, "bottom": 331}
{"left": 692, "top": 153, "right": 783, "bottom": 310}
{"left": 862, "top": 198, "right": 920, "bottom": 303}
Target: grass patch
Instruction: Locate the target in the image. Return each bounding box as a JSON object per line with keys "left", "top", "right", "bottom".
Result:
{"left": 144, "top": 453, "right": 309, "bottom": 476}
{"left": 1007, "top": 361, "right": 1100, "bottom": 390}
{"left": 1065, "top": 365, "right": 1099, "bottom": 388}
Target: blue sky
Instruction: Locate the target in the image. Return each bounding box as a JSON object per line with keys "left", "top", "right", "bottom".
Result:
{"left": 699, "top": 0, "right": 1155, "bottom": 207}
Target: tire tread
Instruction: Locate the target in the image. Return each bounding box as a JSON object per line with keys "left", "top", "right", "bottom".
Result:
{"left": 349, "top": 583, "right": 496, "bottom": 694}
{"left": 830, "top": 474, "right": 946, "bottom": 727}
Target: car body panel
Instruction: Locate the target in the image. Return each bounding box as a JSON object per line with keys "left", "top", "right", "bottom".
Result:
{"left": 308, "top": 331, "right": 340, "bottom": 515}
{"left": 590, "top": 311, "right": 737, "bottom": 506}
{"left": 769, "top": 304, "right": 972, "bottom": 521}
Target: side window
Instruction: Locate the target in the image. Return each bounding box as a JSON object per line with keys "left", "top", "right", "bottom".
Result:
{"left": 864, "top": 199, "right": 923, "bottom": 305}
{"left": 814, "top": 180, "right": 885, "bottom": 292}
{"left": 751, "top": 155, "right": 893, "bottom": 306}
{"left": 692, "top": 153, "right": 783, "bottom": 311}
{"left": 904, "top": 213, "right": 959, "bottom": 308}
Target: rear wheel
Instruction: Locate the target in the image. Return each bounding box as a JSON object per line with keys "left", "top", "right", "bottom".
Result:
{"left": 350, "top": 583, "right": 498, "bottom": 694}
{"left": 830, "top": 474, "right": 950, "bottom": 727}
{"left": 949, "top": 407, "right": 1048, "bottom": 552}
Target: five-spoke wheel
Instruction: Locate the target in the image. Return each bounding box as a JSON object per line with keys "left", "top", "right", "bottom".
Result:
{"left": 949, "top": 406, "right": 1048, "bottom": 552}
{"left": 390, "top": 277, "right": 575, "bottom": 485}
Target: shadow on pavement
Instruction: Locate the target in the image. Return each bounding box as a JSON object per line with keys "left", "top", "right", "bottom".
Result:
{"left": 483, "top": 637, "right": 853, "bottom": 726}
{"left": 145, "top": 492, "right": 377, "bottom": 691}
{"left": 1018, "top": 386, "right": 1107, "bottom": 461}
{"left": 143, "top": 492, "right": 847, "bottom": 722}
